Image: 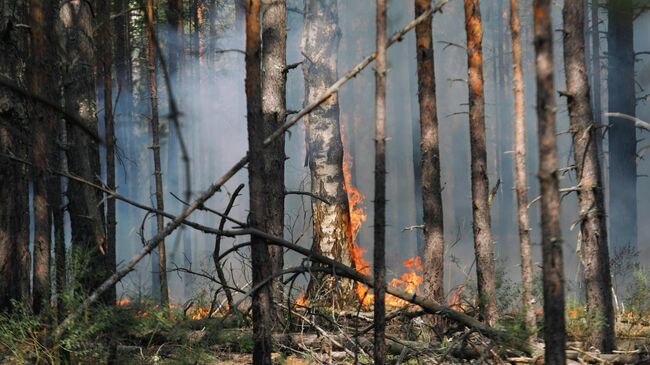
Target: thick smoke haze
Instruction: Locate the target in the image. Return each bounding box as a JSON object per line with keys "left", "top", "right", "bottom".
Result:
{"left": 91, "top": 0, "right": 649, "bottom": 306}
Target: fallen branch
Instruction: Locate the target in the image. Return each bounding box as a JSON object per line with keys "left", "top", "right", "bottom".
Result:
{"left": 53, "top": 0, "right": 450, "bottom": 338}
{"left": 603, "top": 112, "right": 650, "bottom": 132}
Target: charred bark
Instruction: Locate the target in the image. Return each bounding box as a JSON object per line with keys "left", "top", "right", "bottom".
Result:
{"left": 563, "top": 0, "right": 615, "bottom": 353}
{"left": 374, "top": 0, "right": 387, "bottom": 363}
{"left": 146, "top": 0, "right": 169, "bottom": 307}
{"left": 415, "top": 0, "right": 445, "bottom": 306}
{"left": 261, "top": 0, "right": 287, "bottom": 321}
{"left": 509, "top": 0, "right": 536, "bottom": 342}
{"left": 607, "top": 0, "right": 637, "bottom": 259}
{"left": 464, "top": 0, "right": 497, "bottom": 326}
{"left": 302, "top": 0, "right": 355, "bottom": 305}
{"left": 0, "top": 0, "right": 31, "bottom": 311}
{"left": 246, "top": 0, "right": 274, "bottom": 363}
{"left": 533, "top": 0, "right": 566, "bottom": 363}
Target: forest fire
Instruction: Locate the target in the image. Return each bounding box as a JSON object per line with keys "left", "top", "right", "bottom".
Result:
{"left": 342, "top": 128, "right": 423, "bottom": 307}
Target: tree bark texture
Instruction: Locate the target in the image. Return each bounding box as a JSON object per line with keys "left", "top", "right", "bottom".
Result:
{"left": 533, "top": 0, "right": 566, "bottom": 363}
{"left": 146, "top": 0, "right": 169, "bottom": 307}
{"left": 464, "top": 0, "right": 497, "bottom": 326}
{"left": 415, "top": 0, "right": 445, "bottom": 306}
{"left": 373, "top": 0, "right": 387, "bottom": 363}
{"left": 509, "top": 0, "right": 536, "bottom": 343}
{"left": 563, "top": 0, "right": 615, "bottom": 353}
{"left": 60, "top": 0, "right": 108, "bottom": 296}
{"left": 246, "top": 0, "right": 274, "bottom": 363}
{"left": 0, "top": 0, "right": 31, "bottom": 311}
{"left": 302, "top": 0, "right": 355, "bottom": 305}
{"left": 99, "top": 0, "right": 116, "bottom": 305}
{"left": 607, "top": 0, "right": 637, "bottom": 256}
{"left": 29, "top": 0, "right": 57, "bottom": 314}
{"left": 261, "top": 0, "right": 287, "bottom": 321}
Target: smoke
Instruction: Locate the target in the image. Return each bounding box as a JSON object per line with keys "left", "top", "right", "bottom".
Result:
{"left": 91, "top": 0, "right": 650, "bottom": 304}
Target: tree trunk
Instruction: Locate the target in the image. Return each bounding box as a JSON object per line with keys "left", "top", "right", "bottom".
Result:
{"left": 60, "top": 0, "right": 108, "bottom": 296}
{"left": 607, "top": 0, "right": 637, "bottom": 260}
{"left": 374, "top": 0, "right": 387, "bottom": 363}
{"left": 590, "top": 0, "right": 603, "bottom": 156}
{"left": 415, "top": 0, "right": 445, "bottom": 306}
{"left": 246, "top": 1, "right": 274, "bottom": 363}
{"left": 168, "top": 0, "right": 183, "bottom": 79}
{"left": 261, "top": 0, "right": 287, "bottom": 321}
{"left": 99, "top": 0, "right": 116, "bottom": 306}
{"left": 563, "top": 0, "right": 615, "bottom": 353}
{"left": 509, "top": 0, "right": 536, "bottom": 343}
{"left": 302, "top": 0, "right": 355, "bottom": 305}
{"left": 29, "top": 0, "right": 55, "bottom": 315}
{"left": 463, "top": 0, "right": 497, "bottom": 326}
{"left": 0, "top": 0, "right": 31, "bottom": 311}
{"left": 533, "top": 0, "right": 566, "bottom": 363}
{"left": 146, "top": 0, "right": 169, "bottom": 307}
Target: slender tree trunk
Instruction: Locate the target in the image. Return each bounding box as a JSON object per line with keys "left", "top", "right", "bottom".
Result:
{"left": 261, "top": 0, "right": 287, "bottom": 322}
{"left": 563, "top": 0, "right": 615, "bottom": 353}
{"left": 591, "top": 0, "right": 603, "bottom": 142}
{"left": 99, "top": 0, "right": 116, "bottom": 306}
{"left": 464, "top": 0, "right": 497, "bottom": 326}
{"left": 373, "top": 0, "right": 387, "bottom": 363}
{"left": 415, "top": 0, "right": 445, "bottom": 305}
{"left": 533, "top": 1, "right": 566, "bottom": 363}
{"left": 146, "top": 0, "right": 169, "bottom": 307}
{"left": 29, "top": 0, "right": 54, "bottom": 315}
{"left": 246, "top": 1, "right": 274, "bottom": 363}
{"left": 0, "top": 0, "right": 31, "bottom": 311}
{"left": 60, "top": 0, "right": 108, "bottom": 296}
{"left": 607, "top": 0, "right": 637, "bottom": 259}
{"left": 509, "top": 0, "right": 536, "bottom": 343}
{"left": 302, "top": 0, "right": 355, "bottom": 305}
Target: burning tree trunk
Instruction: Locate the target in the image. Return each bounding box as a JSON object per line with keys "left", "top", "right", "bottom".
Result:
{"left": 415, "top": 0, "right": 445, "bottom": 305}
{"left": 246, "top": 0, "right": 274, "bottom": 363}
{"left": 99, "top": 0, "right": 116, "bottom": 305}
{"left": 60, "top": 0, "right": 108, "bottom": 296}
{"left": 463, "top": 0, "right": 497, "bottom": 326}
{"left": 146, "top": 0, "right": 169, "bottom": 307}
{"left": 302, "top": 0, "right": 355, "bottom": 305}
{"left": 261, "top": 0, "right": 287, "bottom": 319}
{"left": 374, "top": 0, "right": 387, "bottom": 363}
{"left": 509, "top": 0, "right": 536, "bottom": 342}
{"left": 607, "top": 0, "right": 637, "bottom": 259}
{"left": 533, "top": 0, "right": 566, "bottom": 363}
{"left": 0, "top": 1, "right": 31, "bottom": 311}
{"left": 563, "top": 0, "right": 615, "bottom": 352}
{"left": 29, "top": 0, "right": 56, "bottom": 314}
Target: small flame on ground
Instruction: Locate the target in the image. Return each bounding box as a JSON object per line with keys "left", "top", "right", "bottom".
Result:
{"left": 294, "top": 291, "right": 309, "bottom": 307}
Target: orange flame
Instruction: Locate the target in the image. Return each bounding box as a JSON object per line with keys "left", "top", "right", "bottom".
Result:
{"left": 116, "top": 297, "right": 132, "bottom": 306}
{"left": 341, "top": 126, "right": 424, "bottom": 308}
{"left": 294, "top": 291, "right": 309, "bottom": 307}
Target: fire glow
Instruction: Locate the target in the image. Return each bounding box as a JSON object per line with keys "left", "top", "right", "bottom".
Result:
{"left": 341, "top": 127, "right": 423, "bottom": 308}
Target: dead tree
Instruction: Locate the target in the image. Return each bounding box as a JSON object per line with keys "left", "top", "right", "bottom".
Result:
{"left": 302, "top": 0, "right": 356, "bottom": 305}
{"left": 146, "top": 0, "right": 169, "bottom": 307}
{"left": 0, "top": 0, "right": 31, "bottom": 311}
{"left": 607, "top": 0, "right": 637, "bottom": 258}
{"left": 563, "top": 0, "right": 615, "bottom": 353}
{"left": 415, "top": 0, "right": 445, "bottom": 305}
{"left": 99, "top": 0, "right": 116, "bottom": 305}
{"left": 463, "top": 0, "right": 497, "bottom": 326}
{"left": 533, "top": 0, "right": 566, "bottom": 363}
{"left": 509, "top": 0, "right": 536, "bottom": 342}
{"left": 60, "top": 0, "right": 108, "bottom": 296}
{"left": 261, "top": 0, "right": 287, "bottom": 320}
{"left": 374, "top": 0, "right": 387, "bottom": 363}
{"left": 246, "top": 0, "right": 274, "bottom": 363}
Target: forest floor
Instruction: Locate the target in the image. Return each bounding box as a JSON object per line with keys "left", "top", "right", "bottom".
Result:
{"left": 2, "top": 298, "right": 650, "bottom": 364}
